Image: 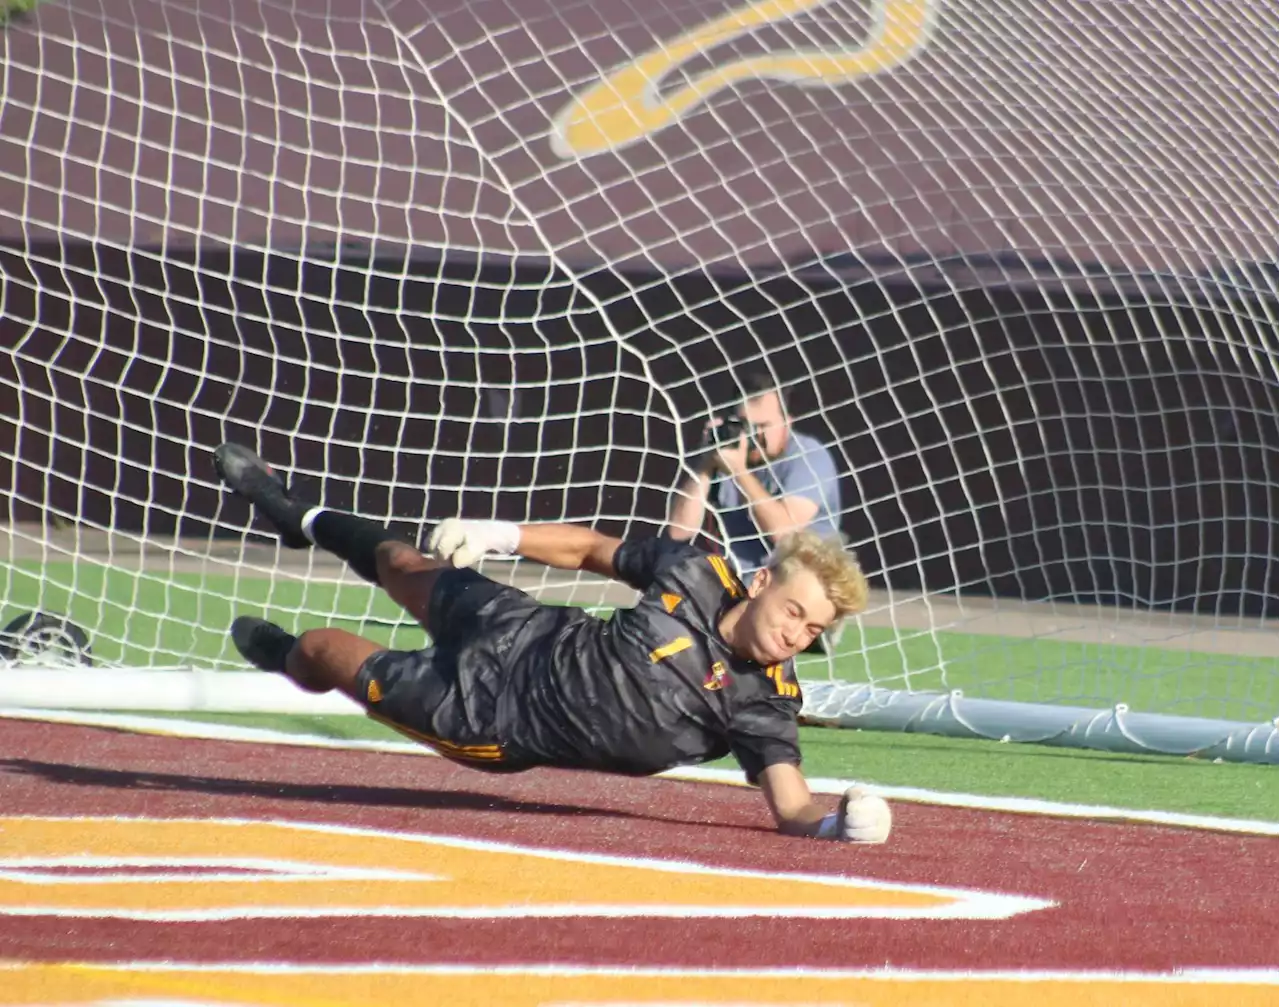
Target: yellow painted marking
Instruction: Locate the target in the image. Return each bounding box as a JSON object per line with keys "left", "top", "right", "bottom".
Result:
{"left": 661, "top": 592, "right": 683, "bottom": 613}
{"left": 364, "top": 710, "right": 503, "bottom": 761}
{"left": 1, "top": 965, "right": 1273, "bottom": 1007}
{"left": 0, "top": 817, "right": 1031, "bottom": 919}
{"left": 649, "top": 636, "right": 694, "bottom": 662}
{"left": 551, "top": 0, "right": 938, "bottom": 157}
{"left": 708, "top": 554, "right": 744, "bottom": 596}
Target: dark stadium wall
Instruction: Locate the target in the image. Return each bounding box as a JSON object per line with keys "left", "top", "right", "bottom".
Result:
{"left": 1, "top": 242, "right": 1276, "bottom": 618}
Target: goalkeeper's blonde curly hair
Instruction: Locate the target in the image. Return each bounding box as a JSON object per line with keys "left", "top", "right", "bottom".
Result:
{"left": 766, "top": 531, "right": 868, "bottom": 620}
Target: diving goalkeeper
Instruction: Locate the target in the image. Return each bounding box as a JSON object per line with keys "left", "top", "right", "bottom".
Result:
{"left": 214, "top": 442, "right": 891, "bottom": 843}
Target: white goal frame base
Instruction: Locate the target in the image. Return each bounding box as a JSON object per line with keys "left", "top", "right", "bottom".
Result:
{"left": 801, "top": 682, "right": 1278, "bottom": 766}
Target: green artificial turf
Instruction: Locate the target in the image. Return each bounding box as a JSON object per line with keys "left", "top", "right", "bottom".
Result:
{"left": 767, "top": 726, "right": 1276, "bottom": 822}
{"left": 0, "top": 0, "right": 43, "bottom": 26}
{"left": 1, "top": 560, "right": 413, "bottom": 667}
{"left": 6, "top": 559, "right": 1275, "bottom": 722}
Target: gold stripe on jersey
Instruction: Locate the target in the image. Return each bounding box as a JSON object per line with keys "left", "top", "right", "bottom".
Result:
{"left": 649, "top": 636, "right": 693, "bottom": 662}
{"left": 366, "top": 710, "right": 506, "bottom": 761}
{"left": 767, "top": 664, "right": 800, "bottom": 698}
{"left": 708, "top": 555, "right": 744, "bottom": 597}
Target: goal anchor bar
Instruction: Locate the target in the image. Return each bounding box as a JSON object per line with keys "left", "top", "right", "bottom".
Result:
{"left": 799, "top": 683, "right": 1279, "bottom": 766}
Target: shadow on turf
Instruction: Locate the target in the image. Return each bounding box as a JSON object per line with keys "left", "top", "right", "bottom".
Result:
{"left": 0, "top": 758, "right": 770, "bottom": 833}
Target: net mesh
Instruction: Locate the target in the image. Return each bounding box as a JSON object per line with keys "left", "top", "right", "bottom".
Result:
{"left": 0, "top": 0, "right": 1275, "bottom": 722}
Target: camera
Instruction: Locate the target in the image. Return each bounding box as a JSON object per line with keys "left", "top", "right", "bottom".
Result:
{"left": 687, "top": 410, "right": 754, "bottom": 472}
{"left": 710, "top": 411, "right": 747, "bottom": 446}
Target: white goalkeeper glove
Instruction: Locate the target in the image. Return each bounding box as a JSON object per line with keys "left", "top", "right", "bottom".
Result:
{"left": 816, "top": 786, "right": 893, "bottom": 844}
{"left": 427, "top": 518, "right": 521, "bottom": 568}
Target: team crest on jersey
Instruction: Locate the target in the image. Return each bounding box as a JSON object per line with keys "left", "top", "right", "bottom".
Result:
{"left": 661, "top": 592, "right": 682, "bottom": 613}
{"left": 366, "top": 679, "right": 384, "bottom": 703}
{"left": 703, "top": 661, "right": 729, "bottom": 691}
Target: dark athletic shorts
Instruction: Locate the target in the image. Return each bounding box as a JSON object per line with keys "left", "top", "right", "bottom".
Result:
{"left": 353, "top": 567, "right": 539, "bottom": 772}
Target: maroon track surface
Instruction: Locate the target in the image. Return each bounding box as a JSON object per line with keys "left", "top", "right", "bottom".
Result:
{"left": 0, "top": 719, "right": 1275, "bottom": 971}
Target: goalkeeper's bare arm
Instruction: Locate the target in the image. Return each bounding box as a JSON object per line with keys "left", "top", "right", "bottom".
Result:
{"left": 214, "top": 443, "right": 887, "bottom": 843}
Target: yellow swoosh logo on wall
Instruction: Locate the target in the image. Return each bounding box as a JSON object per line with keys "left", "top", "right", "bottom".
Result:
{"left": 550, "top": 0, "right": 939, "bottom": 158}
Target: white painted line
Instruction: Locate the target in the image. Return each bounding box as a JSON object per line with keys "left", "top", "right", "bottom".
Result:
{"left": 0, "top": 707, "right": 422, "bottom": 755}
{"left": 0, "top": 902, "right": 1046, "bottom": 921}
{"left": 3, "top": 707, "right": 1276, "bottom": 836}
{"left": 661, "top": 766, "right": 1280, "bottom": 836}
{"left": 0, "top": 855, "right": 436, "bottom": 884}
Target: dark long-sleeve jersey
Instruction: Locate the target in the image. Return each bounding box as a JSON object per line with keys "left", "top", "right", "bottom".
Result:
{"left": 489, "top": 538, "right": 803, "bottom": 781}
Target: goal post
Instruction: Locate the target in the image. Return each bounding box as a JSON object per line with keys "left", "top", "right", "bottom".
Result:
{"left": 0, "top": 0, "right": 1275, "bottom": 762}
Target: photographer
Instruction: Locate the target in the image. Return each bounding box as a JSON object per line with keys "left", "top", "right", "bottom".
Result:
{"left": 666, "top": 372, "right": 842, "bottom": 574}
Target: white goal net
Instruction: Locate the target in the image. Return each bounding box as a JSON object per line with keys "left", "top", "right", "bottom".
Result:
{"left": 0, "top": 0, "right": 1276, "bottom": 758}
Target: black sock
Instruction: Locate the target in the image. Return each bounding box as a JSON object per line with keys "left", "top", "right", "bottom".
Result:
{"left": 308, "top": 511, "right": 406, "bottom": 585}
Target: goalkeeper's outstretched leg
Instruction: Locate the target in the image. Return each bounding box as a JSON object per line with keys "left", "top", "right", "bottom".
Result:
{"left": 212, "top": 443, "right": 311, "bottom": 549}
{"left": 230, "top": 614, "right": 383, "bottom": 698}
{"left": 216, "top": 440, "right": 540, "bottom": 773}
{"left": 214, "top": 441, "right": 452, "bottom": 626}
{"left": 215, "top": 441, "right": 488, "bottom": 713}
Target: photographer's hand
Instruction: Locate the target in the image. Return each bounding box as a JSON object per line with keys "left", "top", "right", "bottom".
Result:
{"left": 714, "top": 434, "right": 750, "bottom": 477}
{"left": 686, "top": 417, "right": 725, "bottom": 475}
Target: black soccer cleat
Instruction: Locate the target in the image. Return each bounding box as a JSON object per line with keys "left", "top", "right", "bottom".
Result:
{"left": 230, "top": 616, "right": 297, "bottom": 672}
{"left": 213, "top": 442, "right": 311, "bottom": 548}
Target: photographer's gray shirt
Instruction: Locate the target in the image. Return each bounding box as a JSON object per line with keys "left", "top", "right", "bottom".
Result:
{"left": 711, "top": 431, "right": 842, "bottom": 571}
